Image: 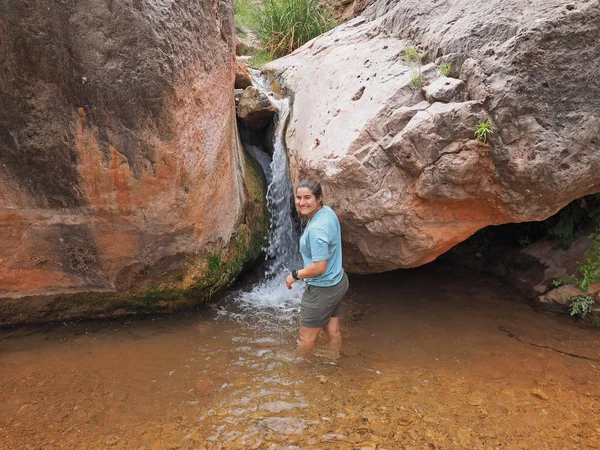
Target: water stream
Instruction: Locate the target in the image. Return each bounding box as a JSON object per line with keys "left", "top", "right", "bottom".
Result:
{"left": 2, "top": 263, "right": 600, "bottom": 449}
{"left": 233, "top": 75, "right": 303, "bottom": 317}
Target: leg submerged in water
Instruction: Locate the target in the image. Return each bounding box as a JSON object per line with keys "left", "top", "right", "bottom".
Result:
{"left": 323, "top": 316, "right": 342, "bottom": 358}
{"left": 298, "top": 326, "right": 320, "bottom": 357}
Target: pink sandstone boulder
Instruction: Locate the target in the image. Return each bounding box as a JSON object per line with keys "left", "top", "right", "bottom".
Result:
{"left": 266, "top": 0, "right": 600, "bottom": 273}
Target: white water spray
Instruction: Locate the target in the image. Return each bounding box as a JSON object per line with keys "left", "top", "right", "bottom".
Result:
{"left": 232, "top": 76, "right": 304, "bottom": 317}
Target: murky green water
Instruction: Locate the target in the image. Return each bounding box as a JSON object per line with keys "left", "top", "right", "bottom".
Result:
{"left": 2, "top": 263, "right": 600, "bottom": 449}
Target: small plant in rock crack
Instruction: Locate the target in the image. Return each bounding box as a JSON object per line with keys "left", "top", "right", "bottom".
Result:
{"left": 440, "top": 62, "right": 452, "bottom": 76}
{"left": 570, "top": 295, "right": 595, "bottom": 318}
{"left": 552, "top": 276, "right": 573, "bottom": 288}
{"left": 404, "top": 44, "right": 423, "bottom": 65}
{"left": 474, "top": 118, "right": 493, "bottom": 144}
{"left": 410, "top": 71, "right": 425, "bottom": 89}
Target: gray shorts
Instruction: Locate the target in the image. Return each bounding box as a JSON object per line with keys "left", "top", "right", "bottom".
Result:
{"left": 300, "top": 272, "right": 349, "bottom": 328}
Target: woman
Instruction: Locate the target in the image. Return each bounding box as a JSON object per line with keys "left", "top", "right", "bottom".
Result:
{"left": 285, "top": 180, "right": 349, "bottom": 356}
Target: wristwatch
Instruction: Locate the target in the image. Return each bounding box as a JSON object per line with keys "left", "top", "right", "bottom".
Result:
{"left": 291, "top": 269, "right": 300, "bottom": 280}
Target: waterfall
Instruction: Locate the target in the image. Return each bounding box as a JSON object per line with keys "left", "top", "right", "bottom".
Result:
{"left": 233, "top": 77, "right": 304, "bottom": 315}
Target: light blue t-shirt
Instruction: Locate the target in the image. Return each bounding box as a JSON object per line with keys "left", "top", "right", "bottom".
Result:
{"left": 299, "top": 205, "right": 344, "bottom": 287}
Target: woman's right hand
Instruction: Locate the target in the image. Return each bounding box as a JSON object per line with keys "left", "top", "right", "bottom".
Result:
{"left": 285, "top": 274, "right": 296, "bottom": 290}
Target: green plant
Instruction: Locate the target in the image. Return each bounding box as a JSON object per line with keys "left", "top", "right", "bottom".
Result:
{"left": 571, "top": 232, "right": 600, "bottom": 292}
{"left": 440, "top": 62, "right": 452, "bottom": 76}
{"left": 233, "top": 0, "right": 257, "bottom": 29}
{"left": 552, "top": 277, "right": 573, "bottom": 288}
{"left": 404, "top": 45, "right": 422, "bottom": 65}
{"left": 410, "top": 72, "right": 424, "bottom": 89}
{"left": 253, "top": 0, "right": 336, "bottom": 57}
{"left": 569, "top": 295, "right": 595, "bottom": 318}
{"left": 474, "top": 118, "right": 493, "bottom": 144}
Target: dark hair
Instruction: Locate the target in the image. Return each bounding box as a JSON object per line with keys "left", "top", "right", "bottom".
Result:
{"left": 296, "top": 179, "right": 324, "bottom": 205}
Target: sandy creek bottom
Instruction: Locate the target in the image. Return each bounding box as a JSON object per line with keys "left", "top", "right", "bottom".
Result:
{"left": 2, "top": 262, "right": 600, "bottom": 450}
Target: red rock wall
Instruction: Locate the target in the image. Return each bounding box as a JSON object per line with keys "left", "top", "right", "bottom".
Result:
{"left": 0, "top": 0, "right": 251, "bottom": 304}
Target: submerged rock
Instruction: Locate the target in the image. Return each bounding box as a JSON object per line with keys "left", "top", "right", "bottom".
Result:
{"left": 0, "top": 1, "right": 268, "bottom": 324}
{"left": 266, "top": 0, "right": 600, "bottom": 273}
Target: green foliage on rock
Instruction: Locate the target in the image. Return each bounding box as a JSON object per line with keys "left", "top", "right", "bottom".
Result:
{"left": 404, "top": 45, "right": 423, "bottom": 65}
{"left": 440, "top": 62, "right": 452, "bottom": 76}
{"left": 570, "top": 295, "right": 595, "bottom": 318}
{"left": 572, "top": 231, "right": 600, "bottom": 292}
{"left": 252, "top": 0, "right": 336, "bottom": 57}
{"left": 410, "top": 72, "right": 424, "bottom": 89}
{"left": 474, "top": 119, "right": 493, "bottom": 144}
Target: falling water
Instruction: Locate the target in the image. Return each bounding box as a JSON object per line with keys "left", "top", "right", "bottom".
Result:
{"left": 231, "top": 79, "right": 304, "bottom": 317}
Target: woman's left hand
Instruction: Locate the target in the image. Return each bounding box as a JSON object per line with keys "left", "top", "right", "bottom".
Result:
{"left": 285, "top": 274, "right": 296, "bottom": 290}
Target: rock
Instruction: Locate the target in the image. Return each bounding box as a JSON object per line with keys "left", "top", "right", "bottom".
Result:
{"left": 456, "top": 428, "right": 472, "bottom": 446}
{"left": 423, "top": 76, "right": 466, "bottom": 103}
{"left": 236, "top": 86, "right": 277, "bottom": 130}
{"left": 266, "top": 0, "right": 600, "bottom": 273}
{"left": 235, "top": 28, "right": 263, "bottom": 56}
{"left": 235, "top": 60, "right": 253, "bottom": 89}
{"left": 0, "top": 0, "right": 268, "bottom": 324}
{"left": 536, "top": 285, "right": 583, "bottom": 314}
{"left": 234, "top": 88, "right": 244, "bottom": 107}
{"left": 106, "top": 436, "right": 120, "bottom": 446}
{"left": 493, "top": 235, "right": 599, "bottom": 301}
{"left": 326, "top": 0, "right": 376, "bottom": 22}
{"left": 465, "top": 394, "right": 484, "bottom": 406}
{"left": 531, "top": 389, "right": 549, "bottom": 401}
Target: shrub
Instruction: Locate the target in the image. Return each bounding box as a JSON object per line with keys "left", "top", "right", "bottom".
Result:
{"left": 404, "top": 45, "right": 422, "bottom": 65}
{"left": 440, "top": 62, "right": 452, "bottom": 76}
{"left": 570, "top": 295, "right": 595, "bottom": 318}
{"left": 474, "top": 118, "right": 493, "bottom": 144}
{"left": 410, "top": 72, "right": 424, "bottom": 89}
{"left": 572, "top": 231, "right": 600, "bottom": 292}
{"left": 253, "top": 0, "right": 336, "bottom": 57}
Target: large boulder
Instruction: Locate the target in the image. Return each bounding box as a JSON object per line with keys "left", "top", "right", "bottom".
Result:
{"left": 0, "top": 0, "right": 267, "bottom": 324}
{"left": 266, "top": 0, "right": 600, "bottom": 273}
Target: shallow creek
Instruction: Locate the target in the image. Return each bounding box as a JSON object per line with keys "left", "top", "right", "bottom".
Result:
{"left": 2, "top": 262, "right": 600, "bottom": 450}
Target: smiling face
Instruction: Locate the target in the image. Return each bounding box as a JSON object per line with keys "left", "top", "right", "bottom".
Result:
{"left": 295, "top": 187, "right": 322, "bottom": 218}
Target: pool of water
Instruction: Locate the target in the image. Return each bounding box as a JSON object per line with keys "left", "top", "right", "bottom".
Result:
{"left": 2, "top": 262, "right": 600, "bottom": 449}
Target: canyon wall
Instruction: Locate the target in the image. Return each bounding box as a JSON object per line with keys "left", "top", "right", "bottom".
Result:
{"left": 0, "top": 0, "right": 267, "bottom": 323}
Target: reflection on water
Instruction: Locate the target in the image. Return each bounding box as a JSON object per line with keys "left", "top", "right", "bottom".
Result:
{"left": 2, "top": 262, "right": 600, "bottom": 449}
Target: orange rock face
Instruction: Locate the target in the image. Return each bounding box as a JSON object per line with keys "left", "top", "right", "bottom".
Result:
{"left": 0, "top": 2, "right": 266, "bottom": 323}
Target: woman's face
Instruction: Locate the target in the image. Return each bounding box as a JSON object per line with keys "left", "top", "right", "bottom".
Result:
{"left": 295, "top": 187, "right": 321, "bottom": 217}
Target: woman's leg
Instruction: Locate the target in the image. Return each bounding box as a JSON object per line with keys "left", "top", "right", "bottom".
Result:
{"left": 298, "top": 326, "right": 321, "bottom": 356}
{"left": 323, "top": 317, "right": 342, "bottom": 354}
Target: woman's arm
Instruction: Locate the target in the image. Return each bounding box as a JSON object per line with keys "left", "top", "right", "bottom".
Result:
{"left": 285, "top": 260, "right": 327, "bottom": 289}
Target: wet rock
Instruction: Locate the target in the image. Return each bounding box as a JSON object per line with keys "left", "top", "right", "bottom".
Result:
{"left": 466, "top": 394, "right": 484, "bottom": 406}
{"left": 235, "top": 59, "right": 253, "bottom": 89}
{"left": 105, "top": 435, "right": 120, "bottom": 446}
{"left": 531, "top": 389, "right": 549, "bottom": 401}
{"left": 423, "top": 76, "right": 466, "bottom": 103}
{"left": 456, "top": 427, "right": 472, "bottom": 445}
{"left": 237, "top": 86, "right": 277, "bottom": 130}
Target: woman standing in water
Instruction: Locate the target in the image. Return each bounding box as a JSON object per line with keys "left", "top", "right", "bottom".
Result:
{"left": 285, "top": 180, "right": 349, "bottom": 356}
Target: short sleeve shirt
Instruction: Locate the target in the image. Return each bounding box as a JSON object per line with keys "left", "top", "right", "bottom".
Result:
{"left": 299, "top": 205, "right": 344, "bottom": 286}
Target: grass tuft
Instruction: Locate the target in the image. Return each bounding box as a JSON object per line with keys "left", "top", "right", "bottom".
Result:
{"left": 440, "top": 62, "right": 452, "bottom": 76}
